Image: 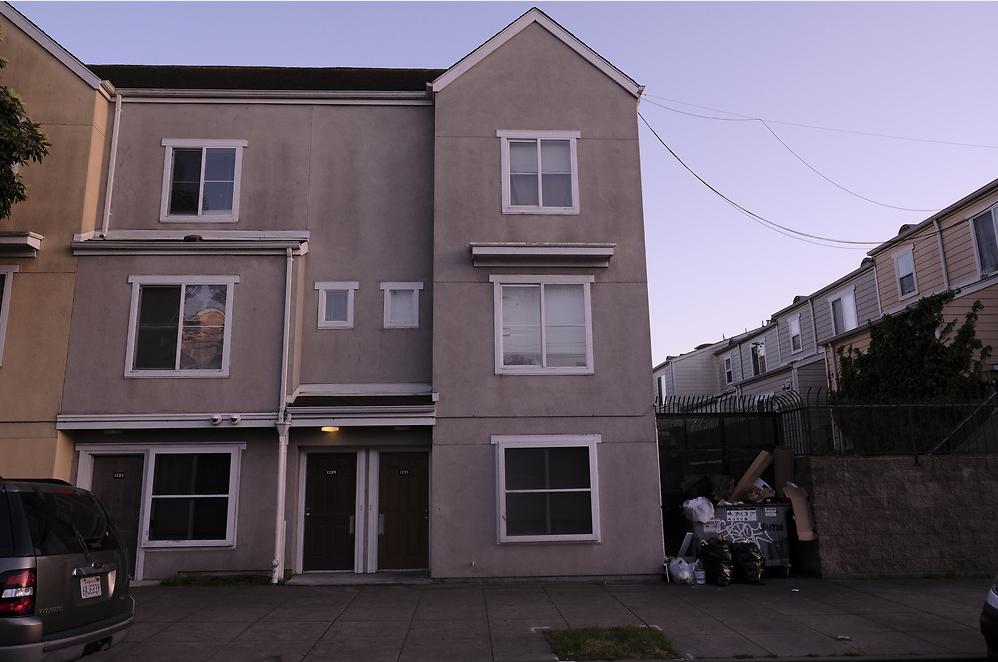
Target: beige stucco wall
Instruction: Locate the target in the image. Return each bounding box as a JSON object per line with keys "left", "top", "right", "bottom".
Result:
{"left": 0, "top": 14, "right": 108, "bottom": 480}
{"left": 429, "top": 22, "right": 663, "bottom": 578}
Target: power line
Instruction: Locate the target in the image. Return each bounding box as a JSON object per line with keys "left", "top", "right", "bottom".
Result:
{"left": 637, "top": 111, "right": 886, "bottom": 249}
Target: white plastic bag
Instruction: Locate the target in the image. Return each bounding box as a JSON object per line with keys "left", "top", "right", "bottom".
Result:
{"left": 683, "top": 496, "right": 715, "bottom": 523}
{"left": 668, "top": 557, "right": 694, "bottom": 584}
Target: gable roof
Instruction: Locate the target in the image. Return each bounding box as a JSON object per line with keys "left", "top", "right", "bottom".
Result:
{"left": 431, "top": 7, "right": 642, "bottom": 98}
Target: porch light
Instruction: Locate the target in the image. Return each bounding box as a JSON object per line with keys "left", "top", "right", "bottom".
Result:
{"left": 321, "top": 426, "right": 339, "bottom": 433}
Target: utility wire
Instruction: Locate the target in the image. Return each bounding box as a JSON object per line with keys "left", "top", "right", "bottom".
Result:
{"left": 638, "top": 111, "right": 886, "bottom": 249}
{"left": 643, "top": 96, "right": 940, "bottom": 213}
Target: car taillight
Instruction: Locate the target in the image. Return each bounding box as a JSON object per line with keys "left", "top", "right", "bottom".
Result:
{"left": 0, "top": 569, "right": 36, "bottom": 616}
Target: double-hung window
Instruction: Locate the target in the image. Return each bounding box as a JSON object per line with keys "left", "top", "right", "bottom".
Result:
{"left": 160, "top": 139, "right": 246, "bottom": 222}
{"left": 751, "top": 341, "right": 767, "bottom": 376}
{"left": 723, "top": 355, "right": 733, "bottom": 384}
{"left": 125, "top": 275, "right": 238, "bottom": 377}
{"left": 893, "top": 247, "right": 917, "bottom": 298}
{"left": 828, "top": 287, "right": 858, "bottom": 335}
{"left": 494, "top": 435, "right": 600, "bottom": 543}
{"left": 144, "top": 447, "right": 241, "bottom": 547}
{"left": 498, "top": 130, "right": 580, "bottom": 214}
{"left": 316, "top": 281, "right": 358, "bottom": 329}
{"left": 0, "top": 265, "right": 15, "bottom": 365}
{"left": 788, "top": 315, "right": 803, "bottom": 353}
{"left": 381, "top": 282, "right": 422, "bottom": 328}
{"left": 491, "top": 275, "right": 594, "bottom": 375}
{"left": 973, "top": 206, "right": 998, "bottom": 276}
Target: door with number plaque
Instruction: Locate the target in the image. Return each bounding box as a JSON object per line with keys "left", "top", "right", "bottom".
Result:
{"left": 377, "top": 452, "right": 429, "bottom": 570}
{"left": 91, "top": 455, "right": 144, "bottom": 576}
{"left": 303, "top": 453, "right": 358, "bottom": 571}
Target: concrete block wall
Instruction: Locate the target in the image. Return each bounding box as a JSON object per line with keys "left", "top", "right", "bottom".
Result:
{"left": 797, "top": 454, "right": 998, "bottom": 579}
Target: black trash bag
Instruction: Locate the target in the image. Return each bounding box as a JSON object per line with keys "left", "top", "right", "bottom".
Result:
{"left": 700, "top": 538, "right": 733, "bottom": 586}
{"left": 732, "top": 541, "right": 766, "bottom": 584}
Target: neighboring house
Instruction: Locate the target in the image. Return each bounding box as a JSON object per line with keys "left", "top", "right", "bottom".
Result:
{"left": 652, "top": 339, "right": 727, "bottom": 402}
{"left": 0, "top": 4, "right": 112, "bottom": 480}
{"left": 54, "top": 8, "right": 664, "bottom": 581}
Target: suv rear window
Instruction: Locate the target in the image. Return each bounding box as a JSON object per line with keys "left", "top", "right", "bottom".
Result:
{"left": 20, "top": 491, "right": 123, "bottom": 555}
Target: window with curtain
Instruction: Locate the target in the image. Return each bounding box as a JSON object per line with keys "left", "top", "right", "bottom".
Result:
{"left": 499, "top": 130, "right": 580, "bottom": 214}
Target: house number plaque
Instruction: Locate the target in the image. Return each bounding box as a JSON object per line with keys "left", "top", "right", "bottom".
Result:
{"left": 326, "top": 470, "right": 337, "bottom": 475}
{"left": 399, "top": 469, "right": 410, "bottom": 476}
{"left": 113, "top": 472, "right": 126, "bottom": 479}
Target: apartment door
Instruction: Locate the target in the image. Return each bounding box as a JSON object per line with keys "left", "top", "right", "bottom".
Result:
{"left": 303, "top": 453, "right": 357, "bottom": 571}
{"left": 377, "top": 451, "right": 429, "bottom": 570}
{"left": 90, "top": 455, "right": 144, "bottom": 576}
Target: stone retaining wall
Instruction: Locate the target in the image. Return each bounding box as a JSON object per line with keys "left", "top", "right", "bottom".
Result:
{"left": 796, "top": 454, "right": 998, "bottom": 579}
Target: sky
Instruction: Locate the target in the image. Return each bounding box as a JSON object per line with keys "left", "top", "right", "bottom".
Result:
{"left": 11, "top": 1, "right": 998, "bottom": 366}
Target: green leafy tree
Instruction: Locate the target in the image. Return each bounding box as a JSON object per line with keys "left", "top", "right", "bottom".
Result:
{"left": 0, "top": 29, "right": 50, "bottom": 221}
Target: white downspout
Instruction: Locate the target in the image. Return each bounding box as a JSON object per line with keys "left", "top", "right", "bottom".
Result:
{"left": 272, "top": 247, "right": 294, "bottom": 584}
{"left": 934, "top": 219, "right": 950, "bottom": 290}
{"left": 100, "top": 94, "right": 122, "bottom": 238}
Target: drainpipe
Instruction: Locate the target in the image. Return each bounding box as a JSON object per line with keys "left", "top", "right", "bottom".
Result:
{"left": 272, "top": 247, "right": 294, "bottom": 584}
{"left": 100, "top": 94, "right": 122, "bottom": 238}
{"left": 934, "top": 219, "right": 950, "bottom": 290}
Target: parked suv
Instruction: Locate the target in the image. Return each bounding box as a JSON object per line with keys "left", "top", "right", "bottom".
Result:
{"left": 0, "top": 477, "right": 133, "bottom": 661}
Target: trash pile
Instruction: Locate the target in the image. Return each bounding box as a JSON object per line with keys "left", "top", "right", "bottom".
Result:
{"left": 665, "top": 447, "right": 817, "bottom": 586}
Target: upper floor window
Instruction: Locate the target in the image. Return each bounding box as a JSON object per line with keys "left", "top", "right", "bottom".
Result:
{"left": 973, "top": 206, "right": 998, "bottom": 276}
{"left": 828, "top": 287, "right": 858, "bottom": 335}
{"left": 893, "top": 247, "right": 917, "bottom": 298}
{"left": 0, "top": 265, "right": 16, "bottom": 366}
{"left": 316, "top": 281, "right": 359, "bottom": 329}
{"left": 723, "top": 355, "right": 733, "bottom": 384}
{"left": 789, "top": 315, "right": 802, "bottom": 353}
{"left": 751, "top": 341, "right": 767, "bottom": 376}
{"left": 125, "top": 275, "right": 238, "bottom": 378}
{"left": 381, "top": 282, "right": 422, "bottom": 328}
{"left": 490, "top": 275, "right": 593, "bottom": 375}
{"left": 498, "top": 130, "right": 580, "bottom": 214}
{"left": 160, "top": 139, "right": 247, "bottom": 222}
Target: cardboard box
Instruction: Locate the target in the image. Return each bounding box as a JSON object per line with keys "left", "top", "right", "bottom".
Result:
{"left": 784, "top": 485, "right": 817, "bottom": 541}
{"left": 729, "top": 450, "right": 773, "bottom": 502}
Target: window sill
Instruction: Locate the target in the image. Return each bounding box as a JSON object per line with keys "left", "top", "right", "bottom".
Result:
{"left": 126, "top": 371, "right": 229, "bottom": 379}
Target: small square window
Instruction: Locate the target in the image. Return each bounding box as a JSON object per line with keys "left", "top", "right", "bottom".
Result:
{"left": 160, "top": 139, "right": 247, "bottom": 222}
{"left": 315, "top": 282, "right": 358, "bottom": 329}
{"left": 381, "top": 282, "right": 422, "bottom": 328}
{"left": 498, "top": 130, "right": 580, "bottom": 214}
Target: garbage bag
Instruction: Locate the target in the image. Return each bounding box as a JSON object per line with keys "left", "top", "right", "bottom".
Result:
{"left": 700, "top": 538, "right": 733, "bottom": 586}
{"left": 668, "top": 557, "right": 694, "bottom": 584}
{"left": 682, "top": 496, "right": 715, "bottom": 523}
{"left": 732, "top": 541, "right": 766, "bottom": 584}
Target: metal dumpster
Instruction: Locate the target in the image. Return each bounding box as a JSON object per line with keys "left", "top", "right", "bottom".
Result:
{"left": 691, "top": 503, "right": 791, "bottom": 575}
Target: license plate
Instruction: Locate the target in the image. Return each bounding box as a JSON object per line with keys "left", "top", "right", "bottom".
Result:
{"left": 80, "top": 576, "right": 102, "bottom": 600}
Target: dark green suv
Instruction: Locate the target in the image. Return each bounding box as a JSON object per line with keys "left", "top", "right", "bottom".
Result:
{"left": 0, "top": 477, "right": 133, "bottom": 661}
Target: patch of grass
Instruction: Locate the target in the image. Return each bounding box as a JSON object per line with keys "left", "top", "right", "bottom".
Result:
{"left": 160, "top": 573, "right": 275, "bottom": 587}
{"left": 542, "top": 625, "right": 681, "bottom": 661}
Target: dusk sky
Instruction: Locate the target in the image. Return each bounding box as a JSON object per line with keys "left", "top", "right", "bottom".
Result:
{"left": 11, "top": 1, "right": 998, "bottom": 365}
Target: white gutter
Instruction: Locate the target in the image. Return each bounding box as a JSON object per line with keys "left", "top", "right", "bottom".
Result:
{"left": 100, "top": 94, "right": 122, "bottom": 237}
{"left": 272, "top": 247, "right": 294, "bottom": 584}
{"left": 934, "top": 219, "right": 951, "bottom": 290}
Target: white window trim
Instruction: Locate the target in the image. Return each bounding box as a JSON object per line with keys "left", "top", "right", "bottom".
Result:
{"left": 498, "top": 130, "right": 580, "bottom": 215}
{"left": 788, "top": 314, "right": 803, "bottom": 354}
{"left": 141, "top": 444, "right": 242, "bottom": 548}
{"left": 827, "top": 286, "right": 858, "bottom": 335}
{"left": 124, "top": 275, "right": 239, "bottom": 378}
{"left": 892, "top": 245, "right": 918, "bottom": 300}
{"left": 159, "top": 139, "right": 247, "bottom": 223}
{"left": 315, "top": 281, "right": 359, "bottom": 329}
{"left": 490, "top": 274, "right": 595, "bottom": 375}
{"left": 380, "top": 282, "right": 423, "bottom": 328}
{"left": 970, "top": 205, "right": 998, "bottom": 278}
{"left": 723, "top": 354, "right": 733, "bottom": 384}
{"left": 751, "top": 340, "right": 767, "bottom": 376}
{"left": 492, "top": 434, "right": 601, "bottom": 543}
{"left": 0, "top": 265, "right": 16, "bottom": 366}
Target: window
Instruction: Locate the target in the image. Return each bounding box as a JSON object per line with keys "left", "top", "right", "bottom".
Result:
{"left": 380, "top": 282, "right": 422, "bottom": 328}
{"left": 125, "top": 275, "right": 238, "bottom": 377}
{"left": 144, "top": 448, "right": 240, "bottom": 547}
{"left": 490, "top": 275, "right": 594, "bottom": 375}
{"left": 751, "top": 341, "right": 767, "bottom": 376}
{"left": 493, "top": 435, "right": 600, "bottom": 543}
{"left": 0, "top": 265, "right": 15, "bottom": 366}
{"left": 498, "top": 130, "right": 580, "bottom": 214}
{"left": 160, "top": 139, "right": 246, "bottom": 222}
{"left": 893, "top": 247, "right": 917, "bottom": 298}
{"left": 316, "top": 281, "right": 358, "bottom": 329}
{"left": 974, "top": 206, "right": 998, "bottom": 276}
{"left": 789, "top": 316, "right": 802, "bottom": 353}
{"left": 21, "top": 490, "right": 123, "bottom": 555}
{"left": 723, "top": 355, "right": 733, "bottom": 384}
{"left": 828, "top": 287, "right": 858, "bottom": 335}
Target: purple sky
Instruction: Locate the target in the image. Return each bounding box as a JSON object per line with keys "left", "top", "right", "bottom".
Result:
{"left": 12, "top": 1, "right": 998, "bottom": 364}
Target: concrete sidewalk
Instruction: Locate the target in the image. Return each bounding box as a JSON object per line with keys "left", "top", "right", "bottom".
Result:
{"left": 101, "top": 576, "right": 991, "bottom": 662}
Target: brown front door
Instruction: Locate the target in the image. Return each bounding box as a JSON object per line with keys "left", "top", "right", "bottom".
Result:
{"left": 378, "top": 452, "right": 429, "bottom": 570}
{"left": 90, "top": 455, "right": 144, "bottom": 576}
{"left": 303, "top": 453, "right": 357, "bottom": 571}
